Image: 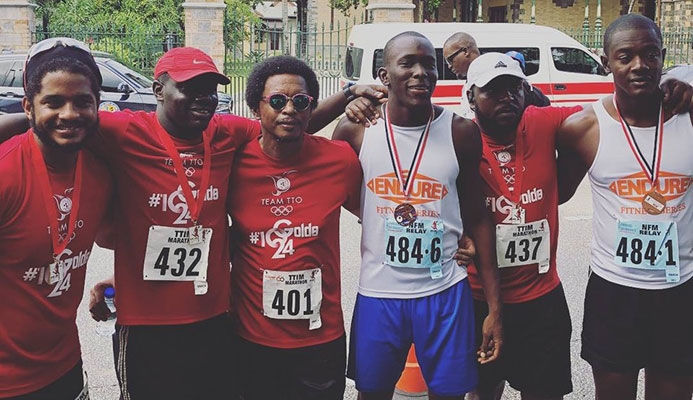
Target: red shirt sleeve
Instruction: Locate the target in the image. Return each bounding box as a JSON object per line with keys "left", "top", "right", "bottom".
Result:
{"left": 216, "top": 115, "right": 261, "bottom": 147}
{"left": 87, "top": 110, "right": 133, "bottom": 158}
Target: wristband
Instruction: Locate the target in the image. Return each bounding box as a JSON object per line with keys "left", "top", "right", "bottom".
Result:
{"left": 343, "top": 83, "right": 356, "bottom": 102}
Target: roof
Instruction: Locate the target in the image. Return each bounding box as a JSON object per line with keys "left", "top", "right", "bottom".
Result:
{"left": 347, "top": 22, "right": 584, "bottom": 49}
{"left": 254, "top": 1, "right": 297, "bottom": 21}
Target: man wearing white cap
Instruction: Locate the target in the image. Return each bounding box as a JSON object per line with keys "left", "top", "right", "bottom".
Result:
{"left": 464, "top": 52, "right": 581, "bottom": 400}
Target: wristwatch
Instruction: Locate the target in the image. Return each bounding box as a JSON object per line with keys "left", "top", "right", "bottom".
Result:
{"left": 343, "top": 82, "right": 356, "bottom": 102}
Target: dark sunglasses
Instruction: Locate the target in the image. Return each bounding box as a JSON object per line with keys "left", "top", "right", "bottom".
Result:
{"left": 445, "top": 47, "right": 467, "bottom": 67}
{"left": 262, "top": 93, "right": 314, "bottom": 112}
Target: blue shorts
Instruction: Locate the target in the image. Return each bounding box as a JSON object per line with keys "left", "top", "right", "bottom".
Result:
{"left": 346, "top": 279, "right": 478, "bottom": 397}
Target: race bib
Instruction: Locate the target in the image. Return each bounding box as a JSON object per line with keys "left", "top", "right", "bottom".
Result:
{"left": 262, "top": 268, "right": 322, "bottom": 330}
{"left": 384, "top": 218, "right": 444, "bottom": 279}
{"left": 496, "top": 219, "right": 550, "bottom": 273}
{"left": 615, "top": 220, "right": 679, "bottom": 282}
{"left": 143, "top": 225, "right": 212, "bottom": 282}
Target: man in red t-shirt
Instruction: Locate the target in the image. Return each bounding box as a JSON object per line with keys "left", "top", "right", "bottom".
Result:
{"left": 0, "top": 39, "right": 112, "bottom": 399}
{"left": 227, "top": 55, "right": 362, "bottom": 399}
{"left": 464, "top": 52, "right": 579, "bottom": 400}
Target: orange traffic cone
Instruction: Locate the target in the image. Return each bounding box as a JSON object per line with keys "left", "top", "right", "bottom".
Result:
{"left": 394, "top": 345, "right": 428, "bottom": 397}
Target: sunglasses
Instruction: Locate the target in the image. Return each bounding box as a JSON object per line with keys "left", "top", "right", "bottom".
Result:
{"left": 445, "top": 47, "right": 467, "bottom": 67}
{"left": 24, "top": 37, "right": 92, "bottom": 87}
{"left": 262, "top": 93, "right": 314, "bottom": 112}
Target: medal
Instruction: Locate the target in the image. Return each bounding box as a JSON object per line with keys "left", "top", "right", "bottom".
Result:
{"left": 394, "top": 203, "right": 417, "bottom": 226}
{"left": 480, "top": 119, "right": 526, "bottom": 225}
{"left": 151, "top": 118, "right": 212, "bottom": 243}
{"left": 28, "top": 132, "right": 83, "bottom": 285}
{"left": 383, "top": 102, "right": 434, "bottom": 220}
{"left": 613, "top": 96, "right": 665, "bottom": 215}
{"left": 642, "top": 190, "right": 666, "bottom": 215}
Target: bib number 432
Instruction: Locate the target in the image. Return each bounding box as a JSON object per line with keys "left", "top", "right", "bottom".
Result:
{"left": 143, "top": 226, "right": 212, "bottom": 281}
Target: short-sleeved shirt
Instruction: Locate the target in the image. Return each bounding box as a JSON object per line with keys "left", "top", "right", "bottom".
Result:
{"left": 0, "top": 132, "right": 112, "bottom": 397}
{"left": 95, "top": 110, "right": 260, "bottom": 325}
{"left": 228, "top": 135, "right": 361, "bottom": 348}
{"left": 467, "top": 105, "right": 581, "bottom": 303}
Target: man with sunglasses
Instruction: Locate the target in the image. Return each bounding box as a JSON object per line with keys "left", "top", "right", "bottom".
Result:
{"left": 226, "top": 55, "right": 362, "bottom": 400}
{"left": 0, "top": 44, "right": 385, "bottom": 398}
{"left": 0, "top": 38, "right": 111, "bottom": 399}
{"left": 443, "top": 33, "right": 549, "bottom": 119}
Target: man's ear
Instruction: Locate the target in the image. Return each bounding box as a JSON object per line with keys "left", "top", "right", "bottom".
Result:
{"left": 251, "top": 108, "right": 260, "bottom": 120}
{"left": 22, "top": 97, "right": 32, "bottom": 121}
{"left": 153, "top": 80, "right": 165, "bottom": 102}
{"left": 377, "top": 67, "right": 389, "bottom": 86}
{"left": 601, "top": 55, "right": 611, "bottom": 74}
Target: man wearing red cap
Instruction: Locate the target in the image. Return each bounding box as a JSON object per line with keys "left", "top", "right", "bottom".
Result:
{"left": 0, "top": 46, "right": 385, "bottom": 399}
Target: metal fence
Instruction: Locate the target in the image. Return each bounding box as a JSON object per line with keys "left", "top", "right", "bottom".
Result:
{"left": 561, "top": 26, "right": 693, "bottom": 66}
{"left": 225, "top": 17, "right": 366, "bottom": 118}
{"left": 35, "top": 27, "right": 184, "bottom": 76}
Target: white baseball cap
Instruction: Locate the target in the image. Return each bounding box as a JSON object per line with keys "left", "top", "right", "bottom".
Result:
{"left": 466, "top": 52, "right": 526, "bottom": 90}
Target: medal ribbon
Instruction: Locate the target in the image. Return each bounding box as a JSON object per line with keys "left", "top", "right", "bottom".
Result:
{"left": 612, "top": 95, "right": 664, "bottom": 186}
{"left": 479, "top": 120, "right": 525, "bottom": 206}
{"left": 153, "top": 119, "right": 213, "bottom": 226}
{"left": 383, "top": 102, "right": 434, "bottom": 199}
{"left": 28, "top": 132, "right": 83, "bottom": 262}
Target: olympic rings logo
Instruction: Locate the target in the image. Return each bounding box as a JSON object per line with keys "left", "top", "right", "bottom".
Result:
{"left": 271, "top": 205, "right": 294, "bottom": 216}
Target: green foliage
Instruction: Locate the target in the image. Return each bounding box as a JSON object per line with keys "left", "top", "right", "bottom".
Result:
{"left": 224, "top": 0, "right": 262, "bottom": 48}
{"left": 330, "top": 0, "right": 368, "bottom": 15}
{"left": 38, "top": 0, "right": 184, "bottom": 32}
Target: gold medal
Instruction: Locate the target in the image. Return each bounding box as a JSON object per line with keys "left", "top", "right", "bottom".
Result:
{"left": 394, "top": 203, "right": 417, "bottom": 226}
{"left": 642, "top": 190, "right": 666, "bottom": 215}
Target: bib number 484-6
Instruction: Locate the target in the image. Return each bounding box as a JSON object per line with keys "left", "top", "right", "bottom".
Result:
{"left": 143, "top": 226, "right": 212, "bottom": 281}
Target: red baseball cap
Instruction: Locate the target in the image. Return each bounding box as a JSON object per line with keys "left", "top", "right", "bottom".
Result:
{"left": 154, "top": 47, "right": 230, "bottom": 84}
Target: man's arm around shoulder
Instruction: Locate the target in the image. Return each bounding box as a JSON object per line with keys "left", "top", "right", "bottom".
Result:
{"left": 556, "top": 105, "right": 599, "bottom": 204}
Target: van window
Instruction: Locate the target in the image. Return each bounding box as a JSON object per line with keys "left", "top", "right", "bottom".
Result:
{"left": 552, "top": 47, "right": 607, "bottom": 75}
{"left": 371, "top": 47, "right": 541, "bottom": 80}
{"left": 343, "top": 46, "right": 363, "bottom": 80}
{"left": 99, "top": 65, "right": 126, "bottom": 92}
{"left": 480, "top": 48, "right": 540, "bottom": 77}
{"left": 371, "top": 48, "right": 458, "bottom": 81}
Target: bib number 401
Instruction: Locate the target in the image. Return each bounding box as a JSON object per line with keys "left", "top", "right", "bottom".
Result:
{"left": 386, "top": 236, "right": 441, "bottom": 265}
{"left": 271, "top": 288, "right": 315, "bottom": 316}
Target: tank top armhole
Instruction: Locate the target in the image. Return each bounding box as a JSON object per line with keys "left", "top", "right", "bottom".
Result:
{"left": 587, "top": 100, "right": 607, "bottom": 175}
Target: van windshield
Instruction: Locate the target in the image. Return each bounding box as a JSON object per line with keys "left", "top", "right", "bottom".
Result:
{"left": 372, "top": 47, "right": 541, "bottom": 80}
{"left": 343, "top": 46, "right": 364, "bottom": 80}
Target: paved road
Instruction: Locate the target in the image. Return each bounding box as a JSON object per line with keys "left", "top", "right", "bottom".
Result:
{"left": 75, "top": 132, "right": 647, "bottom": 399}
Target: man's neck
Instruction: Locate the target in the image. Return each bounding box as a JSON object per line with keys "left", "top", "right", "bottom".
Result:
{"left": 260, "top": 133, "right": 304, "bottom": 160}
{"left": 33, "top": 132, "right": 78, "bottom": 172}
{"left": 477, "top": 118, "right": 517, "bottom": 146}
{"left": 387, "top": 99, "right": 434, "bottom": 126}
{"left": 156, "top": 109, "right": 203, "bottom": 140}
{"left": 613, "top": 90, "right": 661, "bottom": 127}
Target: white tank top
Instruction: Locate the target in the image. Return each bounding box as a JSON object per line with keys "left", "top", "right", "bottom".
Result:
{"left": 358, "top": 108, "right": 467, "bottom": 298}
{"left": 589, "top": 98, "right": 693, "bottom": 289}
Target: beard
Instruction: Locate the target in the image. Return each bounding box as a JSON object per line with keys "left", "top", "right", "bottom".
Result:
{"left": 30, "top": 111, "right": 99, "bottom": 153}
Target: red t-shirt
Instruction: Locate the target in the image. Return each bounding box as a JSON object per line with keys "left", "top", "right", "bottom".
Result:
{"left": 0, "top": 132, "right": 112, "bottom": 397}
{"left": 228, "top": 135, "right": 361, "bottom": 348}
{"left": 468, "top": 105, "right": 581, "bottom": 303}
{"left": 95, "top": 111, "right": 260, "bottom": 325}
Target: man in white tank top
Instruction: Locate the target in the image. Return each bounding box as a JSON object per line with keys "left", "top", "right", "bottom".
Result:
{"left": 333, "top": 32, "right": 502, "bottom": 400}
{"left": 556, "top": 14, "right": 693, "bottom": 399}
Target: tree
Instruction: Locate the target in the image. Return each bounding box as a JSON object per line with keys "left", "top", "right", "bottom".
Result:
{"left": 331, "top": 0, "right": 367, "bottom": 16}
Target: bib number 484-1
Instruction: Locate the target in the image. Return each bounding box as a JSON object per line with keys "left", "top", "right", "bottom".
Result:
{"left": 615, "top": 220, "right": 679, "bottom": 282}
{"left": 143, "top": 225, "right": 212, "bottom": 281}
{"left": 262, "top": 268, "right": 323, "bottom": 330}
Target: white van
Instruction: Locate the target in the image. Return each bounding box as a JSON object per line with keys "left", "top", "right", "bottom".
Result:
{"left": 341, "top": 23, "right": 613, "bottom": 110}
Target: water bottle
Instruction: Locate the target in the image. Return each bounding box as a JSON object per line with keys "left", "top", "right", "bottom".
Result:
{"left": 96, "top": 287, "right": 116, "bottom": 336}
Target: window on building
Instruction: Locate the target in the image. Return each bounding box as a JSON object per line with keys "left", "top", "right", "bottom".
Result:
{"left": 481, "top": 47, "right": 541, "bottom": 76}
{"left": 489, "top": 6, "right": 507, "bottom": 22}
{"left": 269, "top": 30, "right": 281, "bottom": 51}
{"left": 0, "top": 61, "right": 22, "bottom": 88}
{"left": 551, "top": 47, "right": 608, "bottom": 75}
